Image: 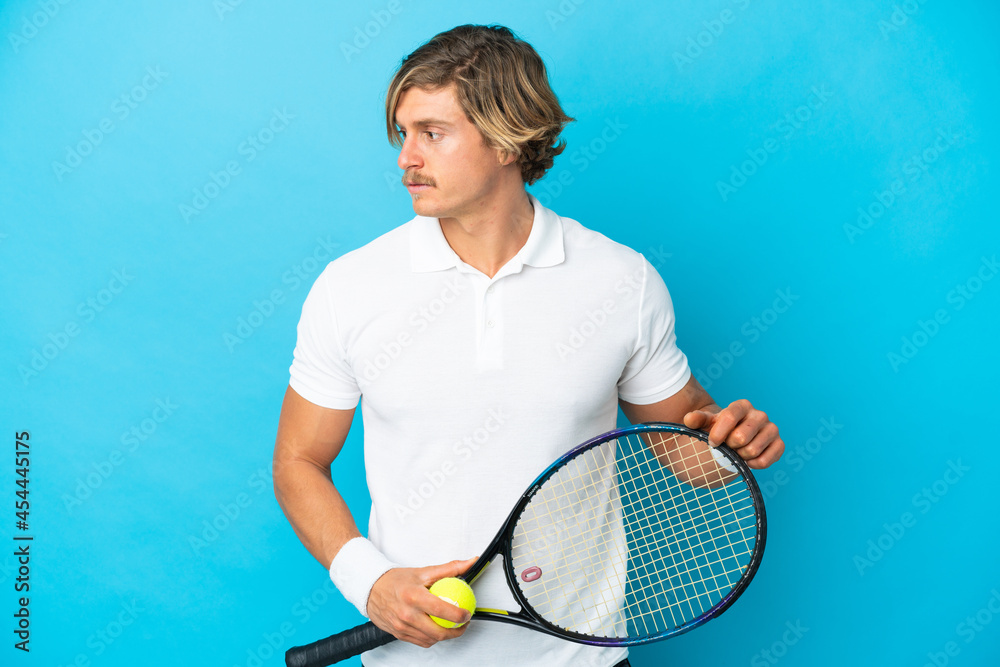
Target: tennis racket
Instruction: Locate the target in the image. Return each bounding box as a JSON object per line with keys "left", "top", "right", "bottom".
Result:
{"left": 285, "top": 421, "right": 766, "bottom": 667}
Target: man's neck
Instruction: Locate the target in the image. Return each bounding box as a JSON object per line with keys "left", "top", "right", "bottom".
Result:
{"left": 438, "top": 191, "right": 534, "bottom": 279}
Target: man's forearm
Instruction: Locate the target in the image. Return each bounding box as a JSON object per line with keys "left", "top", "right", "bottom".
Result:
{"left": 273, "top": 458, "right": 362, "bottom": 568}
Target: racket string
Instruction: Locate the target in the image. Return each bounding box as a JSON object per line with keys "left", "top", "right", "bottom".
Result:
{"left": 510, "top": 429, "right": 760, "bottom": 639}
{"left": 603, "top": 434, "right": 746, "bottom": 632}
{"left": 616, "top": 433, "right": 756, "bottom": 628}
{"left": 513, "top": 444, "right": 629, "bottom": 635}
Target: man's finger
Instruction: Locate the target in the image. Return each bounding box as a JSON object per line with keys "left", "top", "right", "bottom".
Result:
{"left": 728, "top": 411, "right": 771, "bottom": 451}
{"left": 418, "top": 558, "right": 477, "bottom": 585}
{"left": 746, "top": 438, "right": 785, "bottom": 469}
{"left": 706, "top": 400, "right": 756, "bottom": 446}
{"left": 706, "top": 411, "right": 739, "bottom": 447}
{"left": 737, "top": 422, "right": 778, "bottom": 459}
{"left": 410, "top": 607, "right": 471, "bottom": 644}
{"left": 683, "top": 410, "right": 714, "bottom": 431}
{"left": 419, "top": 588, "right": 474, "bottom": 625}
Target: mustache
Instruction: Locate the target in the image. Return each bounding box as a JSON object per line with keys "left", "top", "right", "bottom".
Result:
{"left": 403, "top": 174, "right": 432, "bottom": 186}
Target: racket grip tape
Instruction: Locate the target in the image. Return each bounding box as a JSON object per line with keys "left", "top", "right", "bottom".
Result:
{"left": 285, "top": 621, "right": 395, "bottom": 667}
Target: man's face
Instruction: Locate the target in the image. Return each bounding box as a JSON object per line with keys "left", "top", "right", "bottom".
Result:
{"left": 394, "top": 83, "right": 507, "bottom": 219}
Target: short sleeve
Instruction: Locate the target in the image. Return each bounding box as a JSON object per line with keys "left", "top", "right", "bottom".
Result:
{"left": 617, "top": 257, "right": 691, "bottom": 404}
{"left": 288, "top": 267, "right": 362, "bottom": 410}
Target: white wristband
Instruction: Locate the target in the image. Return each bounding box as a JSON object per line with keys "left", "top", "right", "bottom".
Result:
{"left": 329, "top": 537, "right": 398, "bottom": 618}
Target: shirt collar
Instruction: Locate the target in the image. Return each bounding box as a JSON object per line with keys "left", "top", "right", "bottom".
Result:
{"left": 409, "top": 193, "right": 565, "bottom": 274}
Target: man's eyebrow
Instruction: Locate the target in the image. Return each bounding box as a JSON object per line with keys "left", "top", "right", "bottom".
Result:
{"left": 394, "top": 118, "right": 455, "bottom": 130}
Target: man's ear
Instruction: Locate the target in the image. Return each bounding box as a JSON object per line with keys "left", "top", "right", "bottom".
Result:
{"left": 497, "top": 146, "right": 518, "bottom": 167}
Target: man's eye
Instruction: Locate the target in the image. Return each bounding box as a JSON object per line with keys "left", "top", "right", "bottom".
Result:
{"left": 398, "top": 129, "right": 440, "bottom": 140}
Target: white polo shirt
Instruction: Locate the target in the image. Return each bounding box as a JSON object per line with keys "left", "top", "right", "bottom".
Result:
{"left": 288, "top": 193, "right": 691, "bottom": 667}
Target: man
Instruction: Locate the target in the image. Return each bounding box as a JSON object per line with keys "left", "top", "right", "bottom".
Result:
{"left": 274, "top": 24, "right": 783, "bottom": 667}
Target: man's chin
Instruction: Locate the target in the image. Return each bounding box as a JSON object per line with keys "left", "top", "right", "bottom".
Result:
{"left": 411, "top": 197, "right": 444, "bottom": 218}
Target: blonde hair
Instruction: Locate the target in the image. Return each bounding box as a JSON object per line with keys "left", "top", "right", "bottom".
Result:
{"left": 385, "top": 24, "right": 575, "bottom": 186}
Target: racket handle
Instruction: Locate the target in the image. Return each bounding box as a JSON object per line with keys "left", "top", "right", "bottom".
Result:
{"left": 285, "top": 621, "right": 395, "bottom": 667}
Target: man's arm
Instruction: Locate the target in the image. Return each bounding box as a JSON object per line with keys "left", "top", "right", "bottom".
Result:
{"left": 272, "top": 386, "right": 474, "bottom": 648}
{"left": 272, "top": 386, "right": 361, "bottom": 567}
{"left": 619, "top": 373, "right": 784, "bottom": 470}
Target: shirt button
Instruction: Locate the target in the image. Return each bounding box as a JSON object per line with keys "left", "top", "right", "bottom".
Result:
{"left": 487, "top": 286, "right": 494, "bottom": 294}
{"left": 487, "top": 320, "right": 495, "bottom": 328}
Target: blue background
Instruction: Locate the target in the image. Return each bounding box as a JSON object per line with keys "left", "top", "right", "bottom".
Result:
{"left": 2, "top": 1, "right": 998, "bottom": 665}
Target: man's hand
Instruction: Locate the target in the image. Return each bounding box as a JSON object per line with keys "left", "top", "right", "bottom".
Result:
{"left": 683, "top": 399, "right": 783, "bottom": 469}
{"left": 367, "top": 557, "right": 478, "bottom": 648}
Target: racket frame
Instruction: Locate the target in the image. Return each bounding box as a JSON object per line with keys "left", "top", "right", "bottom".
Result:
{"left": 462, "top": 421, "right": 767, "bottom": 647}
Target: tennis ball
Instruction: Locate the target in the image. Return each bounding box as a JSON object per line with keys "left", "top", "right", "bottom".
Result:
{"left": 428, "top": 577, "right": 476, "bottom": 628}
